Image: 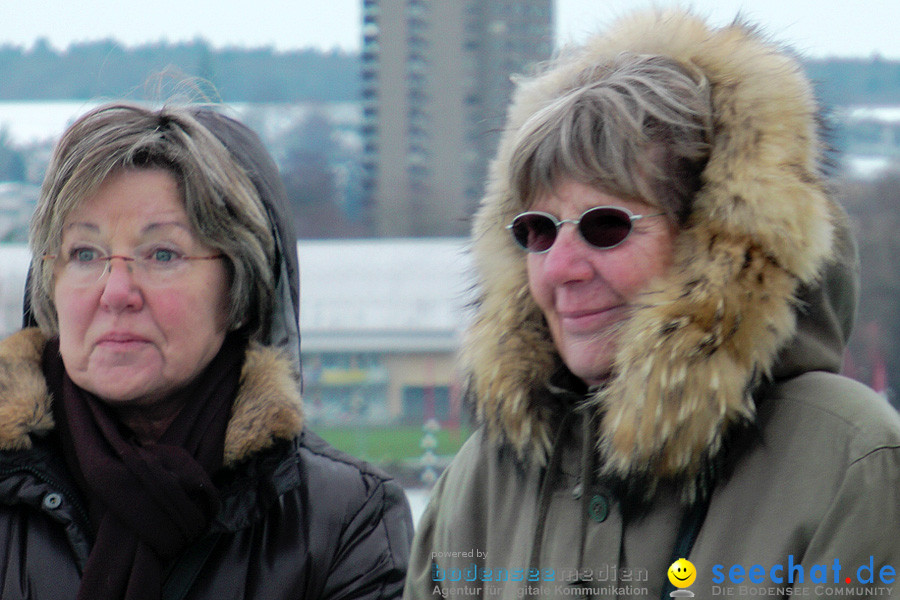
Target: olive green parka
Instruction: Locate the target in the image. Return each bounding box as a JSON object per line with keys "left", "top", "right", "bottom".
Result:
{"left": 405, "top": 10, "right": 900, "bottom": 600}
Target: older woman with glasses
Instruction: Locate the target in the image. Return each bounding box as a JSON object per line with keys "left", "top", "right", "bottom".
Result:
{"left": 405, "top": 9, "right": 900, "bottom": 600}
{"left": 0, "top": 103, "right": 412, "bottom": 600}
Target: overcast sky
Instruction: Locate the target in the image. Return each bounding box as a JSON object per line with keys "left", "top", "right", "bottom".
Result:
{"left": 4, "top": 0, "right": 899, "bottom": 59}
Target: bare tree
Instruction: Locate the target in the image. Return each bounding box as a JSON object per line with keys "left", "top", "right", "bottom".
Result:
{"left": 837, "top": 167, "right": 900, "bottom": 406}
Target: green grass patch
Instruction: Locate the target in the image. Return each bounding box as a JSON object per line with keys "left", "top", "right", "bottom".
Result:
{"left": 311, "top": 424, "right": 473, "bottom": 464}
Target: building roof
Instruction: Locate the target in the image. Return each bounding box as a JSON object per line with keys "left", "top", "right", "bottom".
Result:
{"left": 0, "top": 239, "right": 475, "bottom": 353}
{"left": 0, "top": 245, "right": 29, "bottom": 335}
{"left": 298, "top": 238, "right": 474, "bottom": 353}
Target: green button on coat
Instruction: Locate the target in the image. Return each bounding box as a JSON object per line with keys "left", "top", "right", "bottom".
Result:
{"left": 588, "top": 494, "right": 609, "bottom": 523}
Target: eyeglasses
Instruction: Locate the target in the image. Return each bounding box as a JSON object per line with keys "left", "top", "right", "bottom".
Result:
{"left": 506, "top": 206, "right": 665, "bottom": 253}
{"left": 45, "top": 245, "right": 225, "bottom": 288}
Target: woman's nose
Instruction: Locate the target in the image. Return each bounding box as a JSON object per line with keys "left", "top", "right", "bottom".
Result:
{"left": 99, "top": 258, "right": 143, "bottom": 311}
{"left": 540, "top": 223, "right": 595, "bottom": 284}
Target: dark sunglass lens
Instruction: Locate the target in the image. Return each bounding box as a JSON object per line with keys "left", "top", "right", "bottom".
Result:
{"left": 512, "top": 213, "right": 557, "bottom": 252}
{"left": 580, "top": 208, "right": 633, "bottom": 248}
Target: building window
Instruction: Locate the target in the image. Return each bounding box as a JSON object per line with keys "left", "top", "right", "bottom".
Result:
{"left": 402, "top": 385, "right": 452, "bottom": 424}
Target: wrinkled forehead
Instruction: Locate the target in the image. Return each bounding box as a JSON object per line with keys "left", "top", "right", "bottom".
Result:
{"left": 59, "top": 221, "right": 197, "bottom": 245}
{"left": 515, "top": 171, "right": 650, "bottom": 223}
{"left": 50, "top": 166, "right": 186, "bottom": 241}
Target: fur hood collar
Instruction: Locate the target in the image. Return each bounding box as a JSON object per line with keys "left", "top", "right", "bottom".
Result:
{"left": 465, "top": 9, "right": 846, "bottom": 500}
{"left": 0, "top": 328, "right": 304, "bottom": 467}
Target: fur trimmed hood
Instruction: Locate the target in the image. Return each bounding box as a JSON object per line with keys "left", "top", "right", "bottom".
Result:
{"left": 465, "top": 9, "right": 849, "bottom": 499}
{"left": 0, "top": 328, "right": 304, "bottom": 466}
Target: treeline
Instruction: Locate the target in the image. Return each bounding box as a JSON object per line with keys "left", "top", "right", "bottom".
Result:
{"left": 0, "top": 39, "right": 360, "bottom": 103}
{"left": 806, "top": 58, "right": 900, "bottom": 107}
{"left": 839, "top": 170, "right": 900, "bottom": 405}
{"left": 2, "top": 38, "right": 900, "bottom": 105}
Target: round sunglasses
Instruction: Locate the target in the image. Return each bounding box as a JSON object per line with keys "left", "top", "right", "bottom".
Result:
{"left": 506, "top": 206, "right": 665, "bottom": 253}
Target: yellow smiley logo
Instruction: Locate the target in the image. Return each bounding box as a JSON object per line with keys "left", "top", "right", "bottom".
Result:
{"left": 668, "top": 558, "right": 697, "bottom": 588}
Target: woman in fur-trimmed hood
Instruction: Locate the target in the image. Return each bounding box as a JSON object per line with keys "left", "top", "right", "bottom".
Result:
{"left": 405, "top": 9, "right": 900, "bottom": 600}
{"left": 0, "top": 103, "right": 411, "bottom": 600}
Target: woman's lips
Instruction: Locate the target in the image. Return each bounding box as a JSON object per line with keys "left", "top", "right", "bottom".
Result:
{"left": 557, "top": 306, "right": 624, "bottom": 333}
{"left": 95, "top": 333, "right": 151, "bottom": 349}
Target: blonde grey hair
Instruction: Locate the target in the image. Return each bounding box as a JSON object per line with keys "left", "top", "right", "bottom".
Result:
{"left": 509, "top": 53, "right": 713, "bottom": 223}
{"left": 29, "top": 103, "right": 276, "bottom": 340}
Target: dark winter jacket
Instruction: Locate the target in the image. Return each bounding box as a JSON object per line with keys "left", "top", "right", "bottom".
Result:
{"left": 1, "top": 107, "right": 413, "bottom": 599}
{"left": 0, "top": 330, "right": 412, "bottom": 600}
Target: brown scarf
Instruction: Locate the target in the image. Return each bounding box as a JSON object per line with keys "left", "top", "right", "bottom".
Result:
{"left": 44, "top": 334, "right": 246, "bottom": 600}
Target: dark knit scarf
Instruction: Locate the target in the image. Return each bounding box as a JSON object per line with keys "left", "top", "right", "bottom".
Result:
{"left": 44, "top": 334, "right": 246, "bottom": 600}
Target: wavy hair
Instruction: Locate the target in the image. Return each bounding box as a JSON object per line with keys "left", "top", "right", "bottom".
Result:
{"left": 508, "top": 53, "right": 713, "bottom": 223}
{"left": 29, "top": 103, "right": 276, "bottom": 341}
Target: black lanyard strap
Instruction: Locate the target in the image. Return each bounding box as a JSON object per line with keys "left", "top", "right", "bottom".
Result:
{"left": 659, "top": 492, "right": 712, "bottom": 600}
